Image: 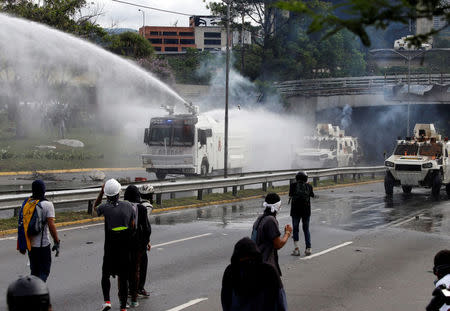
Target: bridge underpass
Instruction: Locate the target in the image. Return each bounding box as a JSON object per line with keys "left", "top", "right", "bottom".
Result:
{"left": 275, "top": 74, "right": 450, "bottom": 164}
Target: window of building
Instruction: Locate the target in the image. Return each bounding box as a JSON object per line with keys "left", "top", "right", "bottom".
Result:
{"left": 164, "top": 47, "right": 179, "bottom": 52}
{"left": 180, "top": 39, "right": 195, "bottom": 45}
{"left": 149, "top": 38, "right": 162, "bottom": 44}
{"left": 180, "top": 32, "right": 194, "bottom": 37}
{"left": 164, "top": 38, "right": 179, "bottom": 44}
{"left": 154, "top": 47, "right": 161, "bottom": 51}
{"left": 204, "top": 32, "right": 221, "bottom": 38}
{"left": 204, "top": 39, "right": 221, "bottom": 45}
{"left": 163, "top": 31, "right": 177, "bottom": 36}
{"left": 150, "top": 31, "right": 159, "bottom": 35}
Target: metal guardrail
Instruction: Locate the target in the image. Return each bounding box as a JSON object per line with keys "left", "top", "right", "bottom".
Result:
{"left": 274, "top": 74, "right": 450, "bottom": 97}
{"left": 0, "top": 166, "right": 385, "bottom": 215}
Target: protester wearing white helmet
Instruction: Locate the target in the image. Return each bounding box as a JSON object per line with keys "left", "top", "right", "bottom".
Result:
{"left": 93, "top": 179, "right": 136, "bottom": 311}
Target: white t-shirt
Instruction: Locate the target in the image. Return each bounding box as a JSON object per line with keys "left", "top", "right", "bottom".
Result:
{"left": 436, "top": 274, "right": 450, "bottom": 311}
{"left": 30, "top": 200, "right": 55, "bottom": 248}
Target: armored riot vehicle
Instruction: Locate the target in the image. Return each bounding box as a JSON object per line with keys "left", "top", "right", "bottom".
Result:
{"left": 292, "top": 124, "right": 362, "bottom": 169}
{"left": 142, "top": 103, "right": 245, "bottom": 180}
{"left": 384, "top": 124, "right": 450, "bottom": 196}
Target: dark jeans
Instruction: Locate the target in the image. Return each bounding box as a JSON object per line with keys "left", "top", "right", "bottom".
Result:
{"left": 28, "top": 245, "right": 51, "bottom": 282}
{"left": 292, "top": 216, "right": 311, "bottom": 249}
{"left": 129, "top": 248, "right": 149, "bottom": 300}
{"left": 101, "top": 271, "right": 128, "bottom": 308}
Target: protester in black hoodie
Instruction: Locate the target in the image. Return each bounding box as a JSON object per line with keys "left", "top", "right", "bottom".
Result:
{"left": 124, "top": 185, "right": 152, "bottom": 304}
{"left": 221, "top": 237, "right": 287, "bottom": 311}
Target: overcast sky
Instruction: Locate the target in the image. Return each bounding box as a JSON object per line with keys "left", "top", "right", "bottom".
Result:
{"left": 93, "top": 0, "right": 212, "bottom": 29}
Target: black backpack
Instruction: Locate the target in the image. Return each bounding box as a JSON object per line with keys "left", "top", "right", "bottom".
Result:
{"left": 292, "top": 182, "right": 310, "bottom": 204}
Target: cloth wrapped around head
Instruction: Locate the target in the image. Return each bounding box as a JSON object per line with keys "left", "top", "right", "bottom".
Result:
{"left": 263, "top": 192, "right": 281, "bottom": 213}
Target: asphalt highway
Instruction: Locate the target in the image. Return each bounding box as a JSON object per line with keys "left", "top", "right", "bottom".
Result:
{"left": 0, "top": 182, "right": 449, "bottom": 311}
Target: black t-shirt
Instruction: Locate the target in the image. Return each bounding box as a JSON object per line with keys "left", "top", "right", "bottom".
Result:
{"left": 252, "top": 215, "right": 281, "bottom": 275}
{"left": 97, "top": 200, "right": 135, "bottom": 232}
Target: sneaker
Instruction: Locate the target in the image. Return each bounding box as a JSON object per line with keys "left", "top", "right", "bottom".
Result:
{"left": 291, "top": 248, "right": 301, "bottom": 256}
{"left": 101, "top": 301, "right": 111, "bottom": 311}
{"left": 305, "top": 248, "right": 312, "bottom": 256}
{"left": 137, "top": 289, "right": 150, "bottom": 298}
{"left": 130, "top": 301, "right": 139, "bottom": 308}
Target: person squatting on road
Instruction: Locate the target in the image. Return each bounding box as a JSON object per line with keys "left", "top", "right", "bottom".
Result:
{"left": 93, "top": 179, "right": 136, "bottom": 311}
{"left": 221, "top": 237, "right": 287, "bottom": 311}
{"left": 124, "top": 185, "right": 152, "bottom": 303}
{"left": 7, "top": 275, "right": 52, "bottom": 311}
{"left": 252, "top": 192, "right": 292, "bottom": 276}
{"left": 426, "top": 249, "right": 450, "bottom": 311}
{"left": 17, "top": 180, "right": 60, "bottom": 282}
{"left": 288, "top": 171, "right": 314, "bottom": 257}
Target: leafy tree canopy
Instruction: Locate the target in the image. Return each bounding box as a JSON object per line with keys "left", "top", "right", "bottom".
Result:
{"left": 276, "top": 0, "right": 450, "bottom": 46}
{"left": 0, "top": 0, "right": 106, "bottom": 39}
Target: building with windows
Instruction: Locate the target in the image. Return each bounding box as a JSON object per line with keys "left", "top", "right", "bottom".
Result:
{"left": 139, "top": 15, "right": 251, "bottom": 54}
{"left": 139, "top": 26, "right": 196, "bottom": 53}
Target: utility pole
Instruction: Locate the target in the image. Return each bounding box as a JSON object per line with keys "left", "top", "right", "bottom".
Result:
{"left": 138, "top": 9, "right": 145, "bottom": 37}
{"left": 241, "top": 13, "right": 245, "bottom": 73}
{"left": 224, "top": 1, "right": 230, "bottom": 178}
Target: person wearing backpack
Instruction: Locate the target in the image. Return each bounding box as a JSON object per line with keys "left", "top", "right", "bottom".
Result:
{"left": 289, "top": 171, "right": 314, "bottom": 257}
{"left": 124, "top": 185, "right": 152, "bottom": 304}
{"left": 93, "top": 179, "right": 136, "bottom": 311}
{"left": 17, "top": 180, "right": 60, "bottom": 282}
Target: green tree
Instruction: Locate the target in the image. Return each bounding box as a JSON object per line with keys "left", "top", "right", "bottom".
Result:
{"left": 106, "top": 32, "right": 154, "bottom": 59}
{"left": 277, "top": 0, "right": 450, "bottom": 46}
{"left": 165, "top": 48, "right": 213, "bottom": 84}
{"left": 0, "top": 0, "right": 106, "bottom": 39}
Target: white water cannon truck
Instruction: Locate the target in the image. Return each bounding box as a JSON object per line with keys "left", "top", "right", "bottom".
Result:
{"left": 142, "top": 103, "right": 245, "bottom": 180}
{"left": 384, "top": 124, "right": 450, "bottom": 196}
{"left": 292, "top": 124, "right": 362, "bottom": 169}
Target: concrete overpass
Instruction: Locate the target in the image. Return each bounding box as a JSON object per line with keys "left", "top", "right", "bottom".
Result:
{"left": 274, "top": 74, "right": 450, "bottom": 126}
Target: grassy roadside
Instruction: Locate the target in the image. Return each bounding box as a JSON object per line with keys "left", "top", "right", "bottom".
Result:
{"left": 0, "top": 177, "right": 382, "bottom": 232}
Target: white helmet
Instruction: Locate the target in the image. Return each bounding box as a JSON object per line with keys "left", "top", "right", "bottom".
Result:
{"left": 140, "top": 184, "right": 154, "bottom": 194}
{"left": 104, "top": 179, "right": 121, "bottom": 197}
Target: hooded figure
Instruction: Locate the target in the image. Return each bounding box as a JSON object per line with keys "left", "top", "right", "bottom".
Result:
{"left": 221, "top": 237, "right": 287, "bottom": 311}
{"left": 31, "top": 180, "right": 46, "bottom": 201}
{"left": 124, "top": 185, "right": 152, "bottom": 302}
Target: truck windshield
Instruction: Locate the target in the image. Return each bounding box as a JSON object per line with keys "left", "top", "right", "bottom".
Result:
{"left": 394, "top": 144, "right": 418, "bottom": 156}
{"left": 419, "top": 143, "right": 443, "bottom": 157}
{"left": 320, "top": 139, "right": 337, "bottom": 150}
{"left": 149, "top": 126, "right": 171, "bottom": 145}
{"left": 173, "top": 125, "right": 194, "bottom": 146}
{"left": 149, "top": 124, "right": 194, "bottom": 146}
{"left": 303, "top": 138, "right": 319, "bottom": 148}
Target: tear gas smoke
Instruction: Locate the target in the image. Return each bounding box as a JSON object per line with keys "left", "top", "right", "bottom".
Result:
{"left": 340, "top": 104, "right": 352, "bottom": 130}
{"left": 193, "top": 53, "right": 309, "bottom": 171}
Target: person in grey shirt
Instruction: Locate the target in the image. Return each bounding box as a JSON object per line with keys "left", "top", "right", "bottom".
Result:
{"left": 94, "top": 179, "right": 135, "bottom": 311}
{"left": 252, "top": 193, "right": 292, "bottom": 276}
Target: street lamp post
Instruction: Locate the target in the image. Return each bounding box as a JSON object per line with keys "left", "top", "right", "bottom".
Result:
{"left": 138, "top": 9, "right": 145, "bottom": 37}
{"left": 224, "top": 1, "right": 230, "bottom": 178}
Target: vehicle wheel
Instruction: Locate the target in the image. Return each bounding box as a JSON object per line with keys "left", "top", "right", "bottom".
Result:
{"left": 402, "top": 185, "right": 412, "bottom": 194}
{"left": 155, "top": 171, "right": 167, "bottom": 181}
{"left": 446, "top": 184, "right": 450, "bottom": 196}
{"left": 200, "top": 160, "right": 209, "bottom": 177}
{"left": 384, "top": 173, "right": 394, "bottom": 195}
{"left": 431, "top": 173, "right": 442, "bottom": 197}
{"left": 324, "top": 159, "right": 338, "bottom": 168}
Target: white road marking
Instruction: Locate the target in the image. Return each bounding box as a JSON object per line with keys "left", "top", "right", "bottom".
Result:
{"left": 351, "top": 203, "right": 384, "bottom": 215}
{"left": 300, "top": 241, "right": 353, "bottom": 260}
{"left": 165, "top": 298, "right": 208, "bottom": 311}
{"left": 391, "top": 213, "right": 423, "bottom": 227}
{"left": 58, "top": 222, "right": 104, "bottom": 232}
{"left": 153, "top": 233, "right": 212, "bottom": 248}
{"left": 0, "top": 236, "right": 16, "bottom": 241}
